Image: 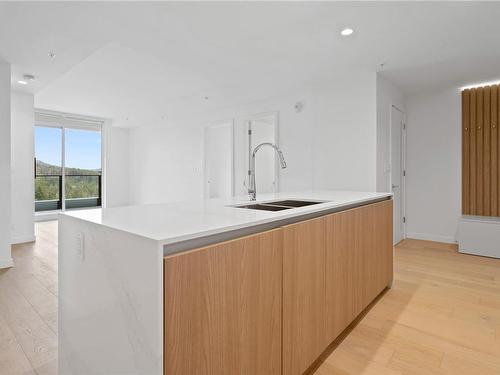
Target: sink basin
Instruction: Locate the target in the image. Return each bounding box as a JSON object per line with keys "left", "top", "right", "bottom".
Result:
{"left": 232, "top": 199, "right": 328, "bottom": 211}
{"left": 235, "top": 203, "right": 292, "bottom": 211}
{"left": 265, "top": 199, "right": 327, "bottom": 207}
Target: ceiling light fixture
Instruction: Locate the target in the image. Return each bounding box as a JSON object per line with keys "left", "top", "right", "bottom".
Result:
{"left": 18, "top": 74, "right": 36, "bottom": 85}
{"left": 23, "top": 74, "right": 36, "bottom": 81}
{"left": 341, "top": 28, "right": 354, "bottom": 36}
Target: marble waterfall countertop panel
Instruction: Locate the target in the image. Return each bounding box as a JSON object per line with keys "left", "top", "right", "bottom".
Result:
{"left": 61, "top": 191, "right": 392, "bottom": 245}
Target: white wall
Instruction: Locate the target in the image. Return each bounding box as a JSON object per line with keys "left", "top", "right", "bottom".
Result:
{"left": 406, "top": 87, "right": 461, "bottom": 243}
{"left": 11, "top": 91, "right": 35, "bottom": 244}
{"left": 128, "top": 72, "right": 378, "bottom": 205}
{"left": 128, "top": 89, "right": 318, "bottom": 205}
{"left": 0, "top": 62, "right": 12, "bottom": 268}
{"left": 104, "top": 122, "right": 131, "bottom": 207}
{"left": 312, "top": 74, "right": 377, "bottom": 191}
{"left": 129, "top": 123, "right": 204, "bottom": 204}
{"left": 376, "top": 74, "right": 406, "bottom": 193}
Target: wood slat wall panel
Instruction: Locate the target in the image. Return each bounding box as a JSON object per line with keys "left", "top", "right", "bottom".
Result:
{"left": 497, "top": 85, "right": 500, "bottom": 216}
{"left": 498, "top": 85, "right": 500, "bottom": 216}
{"left": 470, "top": 89, "right": 477, "bottom": 214}
{"left": 484, "top": 86, "right": 491, "bottom": 216}
{"left": 462, "top": 85, "right": 500, "bottom": 217}
{"left": 476, "top": 88, "right": 484, "bottom": 215}
{"left": 495, "top": 85, "right": 500, "bottom": 216}
{"left": 492, "top": 86, "right": 498, "bottom": 216}
{"left": 462, "top": 90, "right": 470, "bottom": 214}
{"left": 490, "top": 85, "right": 499, "bottom": 216}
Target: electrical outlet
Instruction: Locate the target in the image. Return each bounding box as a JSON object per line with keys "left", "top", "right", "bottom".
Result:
{"left": 76, "top": 232, "right": 85, "bottom": 261}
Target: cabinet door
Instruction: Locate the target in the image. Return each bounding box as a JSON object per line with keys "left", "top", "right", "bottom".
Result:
{"left": 164, "top": 229, "right": 283, "bottom": 375}
{"left": 283, "top": 216, "right": 327, "bottom": 375}
{"left": 325, "top": 200, "right": 393, "bottom": 343}
{"left": 361, "top": 200, "right": 393, "bottom": 307}
{"left": 325, "top": 207, "right": 359, "bottom": 341}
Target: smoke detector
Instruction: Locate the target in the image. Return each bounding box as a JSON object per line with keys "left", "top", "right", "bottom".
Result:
{"left": 294, "top": 101, "right": 304, "bottom": 113}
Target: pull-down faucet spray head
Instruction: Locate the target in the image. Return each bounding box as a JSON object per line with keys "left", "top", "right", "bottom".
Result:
{"left": 277, "top": 149, "right": 287, "bottom": 169}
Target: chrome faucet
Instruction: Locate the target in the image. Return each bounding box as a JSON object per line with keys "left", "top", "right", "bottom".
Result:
{"left": 248, "top": 142, "right": 287, "bottom": 201}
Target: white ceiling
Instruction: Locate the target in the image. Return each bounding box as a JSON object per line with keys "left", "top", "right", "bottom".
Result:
{"left": 1, "top": 2, "right": 500, "bottom": 126}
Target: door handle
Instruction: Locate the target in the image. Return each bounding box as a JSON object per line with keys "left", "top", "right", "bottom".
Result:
{"left": 392, "top": 184, "right": 399, "bottom": 189}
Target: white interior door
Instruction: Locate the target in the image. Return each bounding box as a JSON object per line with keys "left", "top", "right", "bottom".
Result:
{"left": 391, "top": 106, "right": 405, "bottom": 245}
{"left": 247, "top": 114, "right": 278, "bottom": 194}
{"left": 204, "top": 122, "right": 233, "bottom": 199}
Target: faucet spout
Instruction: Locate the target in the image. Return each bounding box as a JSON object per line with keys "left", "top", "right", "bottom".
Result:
{"left": 248, "top": 142, "right": 287, "bottom": 201}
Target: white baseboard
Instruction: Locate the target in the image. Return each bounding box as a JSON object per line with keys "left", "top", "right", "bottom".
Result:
{"left": 35, "top": 212, "right": 60, "bottom": 222}
{"left": 0, "top": 258, "right": 13, "bottom": 269}
{"left": 11, "top": 234, "right": 36, "bottom": 245}
{"left": 406, "top": 232, "right": 456, "bottom": 244}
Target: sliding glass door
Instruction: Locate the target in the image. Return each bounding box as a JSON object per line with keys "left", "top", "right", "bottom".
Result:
{"left": 64, "top": 128, "right": 102, "bottom": 209}
{"left": 35, "top": 120, "right": 102, "bottom": 212}
{"left": 34, "top": 127, "right": 63, "bottom": 211}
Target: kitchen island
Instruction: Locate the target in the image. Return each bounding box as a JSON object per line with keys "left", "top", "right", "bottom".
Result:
{"left": 58, "top": 191, "right": 393, "bottom": 375}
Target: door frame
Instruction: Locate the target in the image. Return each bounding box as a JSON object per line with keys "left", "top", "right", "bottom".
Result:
{"left": 390, "top": 104, "right": 407, "bottom": 243}
{"left": 203, "top": 119, "right": 235, "bottom": 199}
{"left": 245, "top": 111, "right": 280, "bottom": 193}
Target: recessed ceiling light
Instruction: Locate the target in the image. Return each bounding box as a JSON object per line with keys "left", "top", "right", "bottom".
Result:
{"left": 18, "top": 80, "right": 28, "bottom": 85}
{"left": 341, "top": 28, "right": 354, "bottom": 36}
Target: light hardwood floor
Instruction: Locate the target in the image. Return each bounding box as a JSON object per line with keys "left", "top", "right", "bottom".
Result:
{"left": 0, "top": 221, "right": 57, "bottom": 375}
{"left": 314, "top": 239, "right": 500, "bottom": 375}
{"left": 2, "top": 222, "right": 500, "bottom": 375}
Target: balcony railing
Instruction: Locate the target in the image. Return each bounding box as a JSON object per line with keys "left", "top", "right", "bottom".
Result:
{"left": 35, "top": 174, "right": 102, "bottom": 212}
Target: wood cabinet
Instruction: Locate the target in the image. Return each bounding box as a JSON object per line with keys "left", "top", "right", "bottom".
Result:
{"left": 325, "top": 204, "right": 358, "bottom": 341}
{"left": 164, "top": 228, "right": 283, "bottom": 375}
{"left": 325, "top": 200, "right": 393, "bottom": 342}
{"left": 164, "top": 199, "right": 393, "bottom": 375}
{"left": 282, "top": 216, "right": 327, "bottom": 375}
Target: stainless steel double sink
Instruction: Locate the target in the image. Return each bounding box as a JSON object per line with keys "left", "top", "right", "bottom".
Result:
{"left": 232, "top": 199, "right": 328, "bottom": 211}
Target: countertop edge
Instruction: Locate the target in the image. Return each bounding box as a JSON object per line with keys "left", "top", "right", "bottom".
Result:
{"left": 160, "top": 195, "right": 392, "bottom": 246}
{"left": 60, "top": 192, "right": 393, "bottom": 246}
{"left": 162, "top": 195, "right": 392, "bottom": 255}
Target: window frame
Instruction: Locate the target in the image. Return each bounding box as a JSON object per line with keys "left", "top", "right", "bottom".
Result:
{"left": 35, "top": 109, "right": 105, "bottom": 213}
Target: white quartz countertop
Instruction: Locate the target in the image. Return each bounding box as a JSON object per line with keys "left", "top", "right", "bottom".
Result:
{"left": 61, "top": 190, "right": 392, "bottom": 245}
